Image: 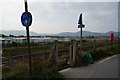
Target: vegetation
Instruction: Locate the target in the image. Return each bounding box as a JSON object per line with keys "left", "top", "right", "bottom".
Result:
{"left": 91, "top": 47, "right": 119, "bottom": 61}
{"left": 3, "top": 42, "right": 72, "bottom": 57}
{"left": 74, "top": 47, "right": 119, "bottom": 67}
{"left": 2, "top": 39, "right": 119, "bottom": 79}
{"left": 3, "top": 59, "right": 63, "bottom": 79}
{"left": 3, "top": 39, "right": 116, "bottom": 57}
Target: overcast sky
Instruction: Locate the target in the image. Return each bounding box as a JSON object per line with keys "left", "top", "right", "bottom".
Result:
{"left": 0, "top": 0, "right": 119, "bottom": 34}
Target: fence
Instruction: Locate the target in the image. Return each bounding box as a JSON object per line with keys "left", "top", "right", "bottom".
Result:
{"left": 2, "top": 38, "right": 118, "bottom": 68}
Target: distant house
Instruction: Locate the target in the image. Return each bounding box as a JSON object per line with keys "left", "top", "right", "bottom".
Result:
{"left": 12, "top": 38, "right": 27, "bottom": 45}
{"left": 30, "top": 38, "right": 43, "bottom": 43}
{"left": 0, "top": 38, "right": 12, "bottom": 47}
{"left": 30, "top": 37, "right": 55, "bottom": 45}
{"left": 43, "top": 37, "right": 55, "bottom": 43}
{"left": 58, "top": 38, "right": 71, "bottom": 42}
{"left": 64, "top": 38, "right": 71, "bottom": 42}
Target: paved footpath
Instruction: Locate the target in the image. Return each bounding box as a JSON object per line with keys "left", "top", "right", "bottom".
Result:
{"left": 59, "top": 54, "right": 119, "bottom": 78}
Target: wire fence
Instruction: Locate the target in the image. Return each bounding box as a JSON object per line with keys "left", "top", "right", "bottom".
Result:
{"left": 2, "top": 38, "right": 118, "bottom": 66}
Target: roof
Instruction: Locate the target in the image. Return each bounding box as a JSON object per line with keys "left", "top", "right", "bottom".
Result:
{"left": 12, "top": 38, "right": 27, "bottom": 40}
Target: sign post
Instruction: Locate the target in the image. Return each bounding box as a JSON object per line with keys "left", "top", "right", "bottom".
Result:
{"left": 21, "top": 0, "right": 32, "bottom": 75}
{"left": 78, "top": 13, "right": 85, "bottom": 55}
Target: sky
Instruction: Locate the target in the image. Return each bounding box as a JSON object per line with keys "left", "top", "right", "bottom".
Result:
{"left": 0, "top": 0, "right": 119, "bottom": 34}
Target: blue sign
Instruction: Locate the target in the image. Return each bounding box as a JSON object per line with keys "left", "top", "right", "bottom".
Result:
{"left": 21, "top": 12, "right": 32, "bottom": 27}
{"left": 78, "top": 25, "right": 85, "bottom": 28}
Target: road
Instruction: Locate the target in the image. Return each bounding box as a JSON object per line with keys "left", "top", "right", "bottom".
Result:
{"left": 59, "top": 54, "right": 119, "bottom": 78}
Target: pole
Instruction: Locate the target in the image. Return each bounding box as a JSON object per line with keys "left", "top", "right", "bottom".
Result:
{"left": 25, "top": 0, "right": 28, "bottom": 12}
{"left": 80, "top": 28, "right": 82, "bottom": 55}
{"left": 25, "top": 0, "right": 32, "bottom": 75}
{"left": 26, "top": 27, "right": 32, "bottom": 75}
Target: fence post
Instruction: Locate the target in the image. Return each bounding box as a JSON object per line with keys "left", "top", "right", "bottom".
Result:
{"left": 22, "top": 55, "right": 24, "bottom": 63}
{"left": 8, "top": 57, "right": 10, "bottom": 65}
{"left": 49, "top": 46, "right": 55, "bottom": 60}
{"left": 93, "top": 39, "right": 96, "bottom": 51}
{"left": 115, "top": 38, "right": 118, "bottom": 48}
{"left": 54, "top": 40, "right": 58, "bottom": 61}
{"left": 69, "top": 45, "right": 73, "bottom": 64}
{"left": 48, "top": 40, "right": 58, "bottom": 73}
{"left": 73, "top": 40, "right": 76, "bottom": 65}
{"left": 105, "top": 39, "right": 108, "bottom": 49}
{"left": 54, "top": 40, "right": 58, "bottom": 72}
{"left": 111, "top": 40, "right": 113, "bottom": 49}
{"left": 11, "top": 56, "right": 13, "bottom": 64}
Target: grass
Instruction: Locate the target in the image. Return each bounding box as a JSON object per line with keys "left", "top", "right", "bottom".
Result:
{"left": 3, "top": 42, "right": 72, "bottom": 57}
{"left": 58, "top": 54, "right": 72, "bottom": 71}
{"left": 2, "top": 38, "right": 120, "bottom": 80}
{"left": 3, "top": 47, "right": 119, "bottom": 79}
{"left": 3, "top": 45, "right": 52, "bottom": 57}
{"left": 3, "top": 39, "right": 117, "bottom": 57}
{"left": 74, "top": 47, "right": 119, "bottom": 67}
{"left": 91, "top": 47, "right": 119, "bottom": 61}
{"left": 2, "top": 39, "right": 119, "bottom": 79}
{"left": 2, "top": 58, "right": 64, "bottom": 79}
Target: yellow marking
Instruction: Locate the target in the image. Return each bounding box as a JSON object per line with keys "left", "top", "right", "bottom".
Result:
{"left": 25, "top": 20, "right": 27, "bottom": 23}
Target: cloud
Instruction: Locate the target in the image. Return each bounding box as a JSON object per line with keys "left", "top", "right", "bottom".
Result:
{"left": 0, "top": 0, "right": 119, "bottom": 2}
{"left": 0, "top": 2, "right": 118, "bottom": 33}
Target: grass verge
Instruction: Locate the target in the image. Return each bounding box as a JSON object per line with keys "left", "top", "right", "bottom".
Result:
{"left": 2, "top": 59, "right": 64, "bottom": 79}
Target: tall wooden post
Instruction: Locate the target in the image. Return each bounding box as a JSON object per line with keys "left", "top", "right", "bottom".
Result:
{"left": 69, "top": 45, "right": 73, "bottom": 63}
{"left": 54, "top": 40, "right": 58, "bottom": 72}
{"left": 73, "top": 40, "right": 76, "bottom": 64}
{"left": 111, "top": 40, "right": 113, "bottom": 49}
{"left": 93, "top": 39, "right": 96, "bottom": 51}
{"left": 54, "top": 40, "right": 58, "bottom": 61}
{"left": 26, "top": 27, "right": 32, "bottom": 75}
{"left": 25, "top": 0, "right": 32, "bottom": 75}
{"left": 105, "top": 39, "right": 108, "bottom": 50}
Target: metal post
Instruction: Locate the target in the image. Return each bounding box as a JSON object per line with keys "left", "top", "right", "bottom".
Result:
{"left": 80, "top": 28, "right": 82, "bottom": 55}
{"left": 25, "top": 0, "right": 32, "bottom": 75}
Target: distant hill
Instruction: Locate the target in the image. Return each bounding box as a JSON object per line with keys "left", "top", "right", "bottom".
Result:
{"left": 0, "top": 30, "right": 118, "bottom": 37}
{"left": 0, "top": 30, "right": 40, "bottom": 36}
{"left": 55, "top": 31, "right": 118, "bottom": 37}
